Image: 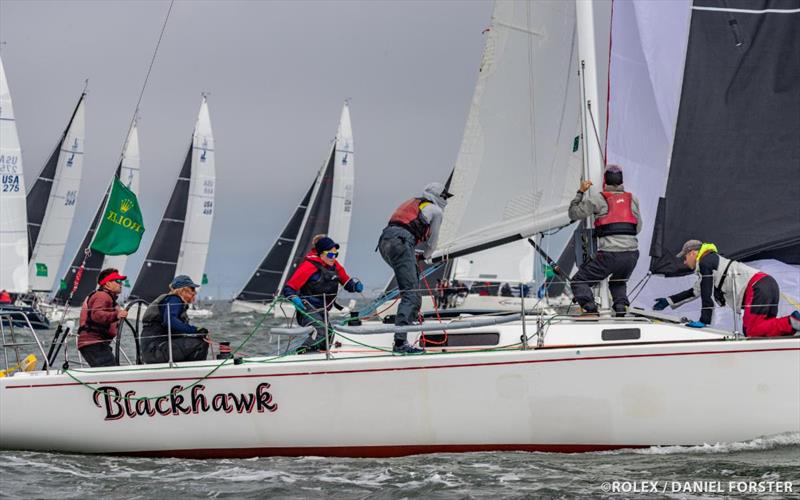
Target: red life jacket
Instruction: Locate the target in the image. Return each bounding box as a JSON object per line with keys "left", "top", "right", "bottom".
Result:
{"left": 0, "top": 290, "right": 11, "bottom": 304}
{"left": 594, "top": 192, "right": 637, "bottom": 237}
{"left": 388, "top": 198, "right": 431, "bottom": 242}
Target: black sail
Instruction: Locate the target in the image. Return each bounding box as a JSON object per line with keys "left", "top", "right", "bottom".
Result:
{"left": 53, "top": 165, "right": 118, "bottom": 306}
{"left": 236, "top": 183, "right": 314, "bottom": 303}
{"left": 283, "top": 147, "right": 336, "bottom": 286}
{"left": 129, "top": 143, "right": 192, "bottom": 302}
{"left": 649, "top": 0, "right": 800, "bottom": 276}
{"left": 26, "top": 93, "right": 85, "bottom": 258}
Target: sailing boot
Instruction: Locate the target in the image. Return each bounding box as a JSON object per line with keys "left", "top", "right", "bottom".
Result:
{"left": 613, "top": 303, "right": 627, "bottom": 318}
{"left": 580, "top": 302, "right": 599, "bottom": 317}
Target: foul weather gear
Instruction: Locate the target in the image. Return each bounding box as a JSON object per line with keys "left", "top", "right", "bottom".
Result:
{"left": 570, "top": 250, "right": 639, "bottom": 313}
{"left": 140, "top": 293, "right": 208, "bottom": 364}
{"left": 568, "top": 184, "right": 641, "bottom": 252}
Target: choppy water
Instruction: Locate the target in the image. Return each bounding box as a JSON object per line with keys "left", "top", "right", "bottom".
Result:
{"left": 2, "top": 305, "right": 799, "bottom": 499}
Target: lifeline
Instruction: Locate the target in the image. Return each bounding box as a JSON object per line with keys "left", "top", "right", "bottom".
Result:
{"left": 93, "top": 383, "right": 278, "bottom": 421}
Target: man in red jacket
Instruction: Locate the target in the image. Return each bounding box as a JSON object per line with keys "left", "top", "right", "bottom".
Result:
{"left": 77, "top": 268, "right": 128, "bottom": 367}
{"left": 282, "top": 237, "right": 363, "bottom": 352}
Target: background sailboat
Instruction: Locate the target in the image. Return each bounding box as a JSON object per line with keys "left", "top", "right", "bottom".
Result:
{"left": 0, "top": 56, "right": 28, "bottom": 296}
{"left": 51, "top": 123, "right": 141, "bottom": 316}
{"left": 26, "top": 93, "right": 86, "bottom": 295}
{"left": 232, "top": 101, "right": 354, "bottom": 314}
{"left": 129, "top": 96, "right": 215, "bottom": 305}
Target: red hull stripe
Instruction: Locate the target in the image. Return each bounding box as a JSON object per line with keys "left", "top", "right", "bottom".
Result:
{"left": 5, "top": 345, "right": 798, "bottom": 390}
{"left": 121, "top": 443, "right": 650, "bottom": 459}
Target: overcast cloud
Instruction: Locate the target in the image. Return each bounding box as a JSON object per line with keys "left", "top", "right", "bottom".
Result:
{"left": 0, "top": 0, "right": 492, "bottom": 297}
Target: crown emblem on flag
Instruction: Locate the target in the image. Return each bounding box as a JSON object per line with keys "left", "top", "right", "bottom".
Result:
{"left": 120, "top": 198, "right": 134, "bottom": 213}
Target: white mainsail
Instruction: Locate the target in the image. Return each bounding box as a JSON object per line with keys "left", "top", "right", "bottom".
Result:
{"left": 28, "top": 96, "right": 86, "bottom": 292}
{"left": 174, "top": 96, "right": 215, "bottom": 286}
{"left": 435, "top": 0, "right": 584, "bottom": 259}
{"left": 103, "top": 122, "right": 141, "bottom": 275}
{"left": 452, "top": 239, "right": 534, "bottom": 284}
{"left": 327, "top": 101, "right": 354, "bottom": 265}
{"left": 0, "top": 56, "right": 28, "bottom": 293}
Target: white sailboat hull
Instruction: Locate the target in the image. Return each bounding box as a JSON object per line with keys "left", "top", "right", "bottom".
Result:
{"left": 2, "top": 321, "right": 797, "bottom": 457}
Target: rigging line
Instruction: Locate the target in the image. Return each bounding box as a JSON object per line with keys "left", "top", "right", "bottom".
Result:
{"left": 629, "top": 272, "right": 653, "bottom": 304}
{"left": 525, "top": 2, "right": 537, "bottom": 193}
{"left": 119, "top": 0, "right": 175, "bottom": 165}
{"left": 586, "top": 100, "right": 605, "bottom": 167}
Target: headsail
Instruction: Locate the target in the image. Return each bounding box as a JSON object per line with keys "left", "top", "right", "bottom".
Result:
{"left": 27, "top": 93, "right": 86, "bottom": 292}
{"left": 0, "top": 56, "right": 28, "bottom": 293}
{"left": 130, "top": 96, "right": 215, "bottom": 302}
{"left": 328, "top": 101, "right": 355, "bottom": 265}
{"left": 102, "top": 122, "right": 141, "bottom": 275}
{"left": 435, "top": 0, "right": 584, "bottom": 260}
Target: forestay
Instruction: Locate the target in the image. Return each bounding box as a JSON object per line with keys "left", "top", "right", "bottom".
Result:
{"left": 27, "top": 94, "right": 86, "bottom": 292}
{"left": 0, "top": 56, "right": 28, "bottom": 293}
{"left": 435, "top": 0, "right": 583, "bottom": 259}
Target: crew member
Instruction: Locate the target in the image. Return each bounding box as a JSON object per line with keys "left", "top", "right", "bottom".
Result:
{"left": 140, "top": 275, "right": 209, "bottom": 363}
{"left": 653, "top": 240, "right": 800, "bottom": 336}
{"left": 0, "top": 289, "right": 12, "bottom": 304}
{"left": 568, "top": 165, "right": 641, "bottom": 316}
{"left": 282, "top": 236, "right": 363, "bottom": 352}
{"left": 378, "top": 182, "right": 453, "bottom": 354}
{"left": 77, "top": 268, "right": 128, "bottom": 367}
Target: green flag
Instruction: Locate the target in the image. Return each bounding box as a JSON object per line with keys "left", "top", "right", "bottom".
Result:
{"left": 90, "top": 177, "right": 145, "bottom": 256}
{"left": 59, "top": 279, "right": 67, "bottom": 291}
{"left": 35, "top": 262, "right": 48, "bottom": 277}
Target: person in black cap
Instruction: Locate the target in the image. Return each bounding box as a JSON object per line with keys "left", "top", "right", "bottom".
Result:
{"left": 140, "top": 275, "right": 210, "bottom": 364}
{"left": 378, "top": 181, "right": 453, "bottom": 354}
{"left": 567, "top": 165, "right": 641, "bottom": 316}
{"left": 282, "top": 236, "right": 363, "bottom": 352}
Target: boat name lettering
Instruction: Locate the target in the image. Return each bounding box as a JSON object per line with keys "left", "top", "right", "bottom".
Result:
{"left": 92, "top": 383, "right": 278, "bottom": 420}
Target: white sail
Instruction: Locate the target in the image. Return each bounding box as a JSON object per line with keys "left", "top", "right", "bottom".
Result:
{"left": 103, "top": 122, "right": 141, "bottom": 275}
{"left": 175, "top": 96, "right": 215, "bottom": 286}
{"left": 28, "top": 97, "right": 86, "bottom": 292}
{"left": 435, "top": 1, "right": 584, "bottom": 259}
{"left": 452, "top": 239, "right": 534, "bottom": 284}
{"left": 0, "top": 56, "right": 28, "bottom": 293}
{"left": 327, "top": 101, "right": 354, "bottom": 265}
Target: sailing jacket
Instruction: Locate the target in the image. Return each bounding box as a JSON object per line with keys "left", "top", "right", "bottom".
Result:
{"left": 384, "top": 184, "right": 447, "bottom": 259}
{"left": 568, "top": 184, "right": 641, "bottom": 252}
{"left": 666, "top": 244, "right": 760, "bottom": 324}
{"left": 282, "top": 252, "right": 358, "bottom": 310}
{"left": 77, "top": 288, "right": 120, "bottom": 349}
{"left": 140, "top": 293, "right": 199, "bottom": 352}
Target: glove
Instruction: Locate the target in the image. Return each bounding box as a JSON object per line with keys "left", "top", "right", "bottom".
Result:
{"left": 196, "top": 327, "right": 209, "bottom": 334}
{"left": 686, "top": 321, "right": 707, "bottom": 328}
{"left": 290, "top": 296, "right": 306, "bottom": 312}
{"left": 352, "top": 279, "right": 364, "bottom": 293}
{"left": 653, "top": 298, "right": 669, "bottom": 311}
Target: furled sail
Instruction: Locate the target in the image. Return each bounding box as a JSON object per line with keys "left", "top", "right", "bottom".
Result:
{"left": 130, "top": 96, "right": 215, "bottom": 302}
{"left": 327, "top": 102, "right": 354, "bottom": 265}
{"left": 435, "top": 0, "right": 584, "bottom": 260}
{"left": 26, "top": 93, "right": 86, "bottom": 292}
{"left": 102, "top": 122, "right": 141, "bottom": 275}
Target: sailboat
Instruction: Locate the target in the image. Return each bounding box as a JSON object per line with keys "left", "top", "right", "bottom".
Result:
{"left": 1, "top": 1, "right": 798, "bottom": 457}
{"left": 128, "top": 95, "right": 215, "bottom": 310}
{"left": 27, "top": 93, "right": 86, "bottom": 297}
{"left": 49, "top": 123, "right": 141, "bottom": 319}
{"left": 0, "top": 56, "right": 33, "bottom": 327}
{"left": 231, "top": 101, "right": 354, "bottom": 315}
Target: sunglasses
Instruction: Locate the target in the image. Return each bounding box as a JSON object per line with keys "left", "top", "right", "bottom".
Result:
{"left": 324, "top": 251, "right": 339, "bottom": 259}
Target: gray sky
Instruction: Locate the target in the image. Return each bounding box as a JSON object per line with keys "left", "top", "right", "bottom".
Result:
{"left": 0, "top": 0, "right": 492, "bottom": 297}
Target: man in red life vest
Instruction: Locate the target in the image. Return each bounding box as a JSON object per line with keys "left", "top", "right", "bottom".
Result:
{"left": 282, "top": 236, "right": 363, "bottom": 352}
{"left": 568, "top": 165, "right": 642, "bottom": 316}
{"left": 77, "top": 268, "right": 128, "bottom": 367}
{"left": 653, "top": 239, "right": 800, "bottom": 336}
{"left": 378, "top": 182, "right": 453, "bottom": 354}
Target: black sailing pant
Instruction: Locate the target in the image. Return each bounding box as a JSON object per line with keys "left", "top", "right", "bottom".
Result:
{"left": 79, "top": 342, "right": 117, "bottom": 367}
{"left": 570, "top": 250, "right": 639, "bottom": 310}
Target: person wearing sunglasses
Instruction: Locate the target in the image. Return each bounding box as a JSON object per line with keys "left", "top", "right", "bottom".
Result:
{"left": 77, "top": 268, "right": 129, "bottom": 367}
{"left": 141, "top": 275, "right": 210, "bottom": 364}
{"left": 282, "top": 236, "right": 363, "bottom": 353}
